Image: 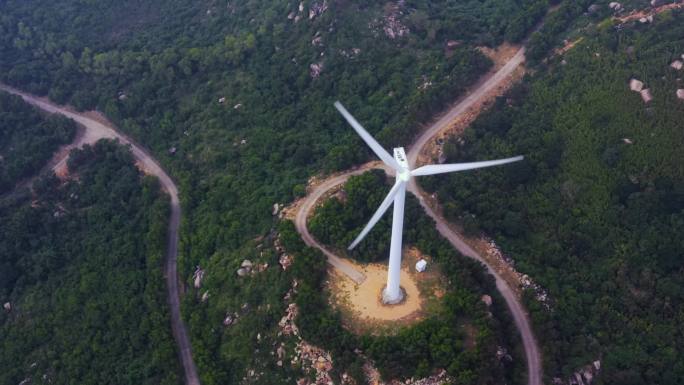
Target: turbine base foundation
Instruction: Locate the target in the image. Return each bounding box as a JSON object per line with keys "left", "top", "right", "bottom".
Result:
{"left": 381, "top": 286, "right": 406, "bottom": 305}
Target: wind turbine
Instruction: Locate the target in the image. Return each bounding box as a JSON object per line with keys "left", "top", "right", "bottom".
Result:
{"left": 334, "top": 101, "right": 523, "bottom": 304}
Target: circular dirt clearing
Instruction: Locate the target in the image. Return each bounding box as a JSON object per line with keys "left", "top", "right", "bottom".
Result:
{"left": 326, "top": 248, "right": 446, "bottom": 334}
{"left": 331, "top": 263, "right": 421, "bottom": 321}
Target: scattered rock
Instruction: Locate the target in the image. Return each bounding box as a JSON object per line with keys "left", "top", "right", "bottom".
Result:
{"left": 640, "top": 88, "right": 653, "bottom": 103}
{"left": 382, "top": 4, "right": 410, "bottom": 39}
{"left": 168, "top": 146, "right": 177, "bottom": 155}
{"left": 279, "top": 303, "right": 299, "bottom": 336}
{"left": 677, "top": 89, "right": 684, "bottom": 100}
{"left": 446, "top": 40, "right": 461, "bottom": 49}
{"left": 3, "top": 302, "right": 10, "bottom": 312}
{"left": 309, "top": 62, "right": 324, "bottom": 79}
{"left": 496, "top": 346, "right": 513, "bottom": 362}
{"left": 193, "top": 266, "right": 205, "bottom": 289}
{"left": 279, "top": 254, "right": 293, "bottom": 270}
{"left": 308, "top": 1, "right": 328, "bottom": 20}
{"left": 629, "top": 78, "right": 644, "bottom": 92}
{"left": 622, "top": 138, "right": 634, "bottom": 144}
{"left": 671, "top": 60, "right": 683, "bottom": 70}
{"left": 218, "top": 97, "right": 226, "bottom": 104}
{"left": 272, "top": 203, "right": 281, "bottom": 216}
{"left": 237, "top": 267, "right": 250, "bottom": 277}
{"left": 555, "top": 359, "right": 602, "bottom": 385}
{"left": 201, "top": 291, "right": 210, "bottom": 302}
{"left": 415, "top": 259, "right": 427, "bottom": 272}
{"left": 233, "top": 103, "right": 243, "bottom": 109}
{"left": 481, "top": 294, "right": 493, "bottom": 307}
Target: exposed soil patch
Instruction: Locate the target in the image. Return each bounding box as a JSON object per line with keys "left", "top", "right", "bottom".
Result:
{"left": 614, "top": 2, "right": 684, "bottom": 24}
{"left": 418, "top": 64, "right": 525, "bottom": 168}
{"left": 478, "top": 43, "right": 521, "bottom": 71}
{"left": 554, "top": 37, "right": 584, "bottom": 57}
{"left": 326, "top": 247, "right": 445, "bottom": 335}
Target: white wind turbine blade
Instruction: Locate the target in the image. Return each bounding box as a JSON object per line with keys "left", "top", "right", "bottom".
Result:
{"left": 348, "top": 180, "right": 404, "bottom": 250}
{"left": 410, "top": 155, "right": 524, "bottom": 177}
{"left": 334, "top": 101, "right": 402, "bottom": 171}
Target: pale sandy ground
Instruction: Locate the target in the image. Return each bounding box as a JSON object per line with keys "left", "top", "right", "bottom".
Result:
{"left": 326, "top": 248, "right": 445, "bottom": 334}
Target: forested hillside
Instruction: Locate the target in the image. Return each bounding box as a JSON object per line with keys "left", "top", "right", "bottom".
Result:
{"left": 304, "top": 170, "right": 525, "bottom": 383}
{"left": 0, "top": 140, "right": 179, "bottom": 384}
{"left": 0, "top": 92, "right": 75, "bottom": 194}
{"left": 423, "top": 9, "right": 684, "bottom": 384}
{"left": 0, "top": 0, "right": 555, "bottom": 382}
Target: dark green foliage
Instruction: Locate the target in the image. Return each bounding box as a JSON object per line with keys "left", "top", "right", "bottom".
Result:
{"left": 0, "top": 140, "right": 179, "bottom": 384}
{"left": 0, "top": 92, "right": 75, "bottom": 193}
{"left": 427, "top": 12, "right": 684, "bottom": 383}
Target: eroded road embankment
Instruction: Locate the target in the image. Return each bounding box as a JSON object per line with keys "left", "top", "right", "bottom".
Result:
{"left": 0, "top": 84, "right": 201, "bottom": 385}
{"left": 293, "top": 45, "right": 542, "bottom": 385}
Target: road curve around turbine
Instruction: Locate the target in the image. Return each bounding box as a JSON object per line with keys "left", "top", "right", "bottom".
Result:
{"left": 406, "top": 46, "right": 542, "bottom": 385}
{"left": 0, "top": 84, "right": 201, "bottom": 385}
{"left": 294, "top": 45, "right": 542, "bottom": 385}
{"left": 294, "top": 166, "right": 385, "bottom": 284}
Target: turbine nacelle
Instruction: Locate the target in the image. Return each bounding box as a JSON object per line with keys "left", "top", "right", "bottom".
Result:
{"left": 334, "top": 101, "right": 524, "bottom": 304}
{"left": 393, "top": 147, "right": 411, "bottom": 181}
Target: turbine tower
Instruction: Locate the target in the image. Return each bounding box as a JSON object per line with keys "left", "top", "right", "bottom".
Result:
{"left": 334, "top": 101, "right": 523, "bottom": 304}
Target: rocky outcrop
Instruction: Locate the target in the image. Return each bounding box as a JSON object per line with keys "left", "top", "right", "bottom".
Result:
{"left": 279, "top": 253, "right": 293, "bottom": 270}
{"left": 193, "top": 266, "right": 205, "bottom": 288}
{"left": 308, "top": 1, "right": 328, "bottom": 20}
{"left": 481, "top": 294, "right": 492, "bottom": 307}
{"left": 382, "top": 3, "right": 409, "bottom": 39}
{"left": 629, "top": 78, "right": 644, "bottom": 92}
{"left": 309, "top": 62, "right": 324, "bottom": 79}
{"left": 484, "top": 237, "right": 551, "bottom": 309}
{"left": 237, "top": 259, "right": 253, "bottom": 277}
{"left": 553, "top": 360, "right": 601, "bottom": 385}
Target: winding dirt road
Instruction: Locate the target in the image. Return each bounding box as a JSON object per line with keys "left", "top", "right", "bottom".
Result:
{"left": 294, "top": 162, "right": 392, "bottom": 285}
{"left": 293, "top": 45, "right": 542, "bottom": 385}
{"left": 0, "top": 84, "right": 201, "bottom": 385}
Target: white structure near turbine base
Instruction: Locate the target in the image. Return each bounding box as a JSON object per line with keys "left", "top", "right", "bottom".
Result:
{"left": 335, "top": 101, "right": 524, "bottom": 305}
